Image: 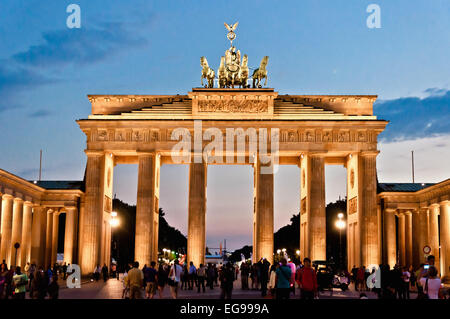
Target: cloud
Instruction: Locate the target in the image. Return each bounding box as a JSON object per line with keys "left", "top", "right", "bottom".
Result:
{"left": 0, "top": 21, "right": 149, "bottom": 112}
{"left": 375, "top": 89, "right": 450, "bottom": 141}
{"left": 28, "top": 109, "right": 52, "bottom": 118}
{"left": 0, "top": 63, "right": 53, "bottom": 112}
{"left": 12, "top": 22, "right": 147, "bottom": 68}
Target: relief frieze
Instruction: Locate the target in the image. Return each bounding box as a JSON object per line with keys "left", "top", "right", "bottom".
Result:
{"left": 198, "top": 99, "right": 268, "bottom": 113}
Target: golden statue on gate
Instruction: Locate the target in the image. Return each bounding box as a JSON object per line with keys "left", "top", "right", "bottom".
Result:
{"left": 200, "top": 56, "right": 215, "bottom": 88}
{"left": 199, "top": 22, "right": 269, "bottom": 89}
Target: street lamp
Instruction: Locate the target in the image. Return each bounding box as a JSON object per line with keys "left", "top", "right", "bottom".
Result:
{"left": 110, "top": 211, "right": 120, "bottom": 266}
{"left": 335, "top": 213, "right": 346, "bottom": 269}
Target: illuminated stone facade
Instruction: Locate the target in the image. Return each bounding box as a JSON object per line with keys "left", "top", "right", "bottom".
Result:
{"left": 4, "top": 88, "right": 448, "bottom": 280}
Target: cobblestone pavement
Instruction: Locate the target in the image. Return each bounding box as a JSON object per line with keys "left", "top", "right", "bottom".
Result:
{"left": 58, "top": 274, "right": 388, "bottom": 299}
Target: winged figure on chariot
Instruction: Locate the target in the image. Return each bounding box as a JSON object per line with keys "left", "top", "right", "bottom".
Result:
{"left": 200, "top": 22, "right": 268, "bottom": 89}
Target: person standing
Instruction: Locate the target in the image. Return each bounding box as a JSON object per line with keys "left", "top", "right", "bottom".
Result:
{"left": 207, "top": 264, "right": 215, "bottom": 290}
{"left": 101, "top": 263, "right": 109, "bottom": 282}
{"left": 356, "top": 266, "right": 366, "bottom": 291}
{"left": 28, "top": 263, "right": 36, "bottom": 290}
{"left": 402, "top": 266, "right": 411, "bottom": 299}
{"left": 419, "top": 266, "right": 442, "bottom": 299}
{"left": 268, "top": 264, "right": 278, "bottom": 299}
{"left": 296, "top": 258, "right": 317, "bottom": 300}
{"left": 125, "top": 261, "right": 144, "bottom": 299}
{"left": 275, "top": 258, "right": 292, "bottom": 299}
{"left": 62, "top": 262, "right": 68, "bottom": 280}
{"left": 240, "top": 262, "right": 249, "bottom": 290}
{"left": 197, "top": 264, "right": 206, "bottom": 293}
{"left": 181, "top": 264, "right": 188, "bottom": 290}
{"left": 188, "top": 261, "right": 197, "bottom": 290}
{"left": 260, "top": 258, "right": 270, "bottom": 297}
{"left": 93, "top": 264, "right": 101, "bottom": 281}
{"left": 157, "top": 264, "right": 168, "bottom": 299}
{"left": 30, "top": 268, "right": 43, "bottom": 299}
{"left": 0, "top": 263, "right": 8, "bottom": 299}
{"left": 145, "top": 261, "right": 158, "bottom": 299}
{"left": 220, "top": 263, "right": 235, "bottom": 299}
{"left": 169, "top": 260, "right": 183, "bottom": 299}
{"left": 47, "top": 275, "right": 59, "bottom": 299}
{"left": 12, "top": 266, "right": 28, "bottom": 299}
{"left": 351, "top": 265, "right": 358, "bottom": 290}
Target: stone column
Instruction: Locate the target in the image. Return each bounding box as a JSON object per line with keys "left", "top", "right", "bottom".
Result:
{"left": 11, "top": 198, "right": 23, "bottom": 266}
{"left": 417, "top": 207, "right": 430, "bottom": 265}
{"left": 309, "top": 155, "right": 326, "bottom": 261}
{"left": 383, "top": 208, "right": 397, "bottom": 268}
{"left": 253, "top": 158, "right": 274, "bottom": 264}
{"left": 64, "top": 207, "right": 78, "bottom": 264}
{"left": 135, "top": 153, "right": 160, "bottom": 267}
{"left": 0, "top": 194, "right": 14, "bottom": 265}
{"left": 187, "top": 160, "right": 207, "bottom": 267}
{"left": 51, "top": 212, "right": 59, "bottom": 265}
{"left": 405, "top": 211, "right": 413, "bottom": 267}
{"left": 30, "top": 206, "right": 47, "bottom": 266}
{"left": 411, "top": 209, "right": 421, "bottom": 268}
{"left": 80, "top": 151, "right": 105, "bottom": 275}
{"left": 359, "top": 152, "right": 380, "bottom": 267}
{"left": 398, "top": 212, "right": 406, "bottom": 266}
{"left": 300, "top": 154, "right": 326, "bottom": 261}
{"left": 20, "top": 201, "right": 33, "bottom": 266}
{"left": 429, "top": 204, "right": 440, "bottom": 272}
{"left": 44, "top": 209, "right": 53, "bottom": 269}
{"left": 440, "top": 201, "right": 450, "bottom": 279}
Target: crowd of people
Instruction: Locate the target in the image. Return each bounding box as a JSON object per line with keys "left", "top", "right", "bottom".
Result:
{"left": 121, "top": 260, "right": 238, "bottom": 299}
{"left": 119, "top": 254, "right": 448, "bottom": 300}
{"left": 0, "top": 260, "right": 66, "bottom": 299}
{"left": 1, "top": 254, "right": 448, "bottom": 300}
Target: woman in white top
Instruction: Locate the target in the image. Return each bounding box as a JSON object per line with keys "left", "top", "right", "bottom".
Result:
{"left": 169, "top": 260, "right": 183, "bottom": 299}
{"left": 268, "top": 264, "right": 278, "bottom": 299}
{"left": 419, "top": 266, "right": 442, "bottom": 299}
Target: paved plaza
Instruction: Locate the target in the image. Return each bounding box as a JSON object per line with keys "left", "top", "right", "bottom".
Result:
{"left": 57, "top": 274, "right": 388, "bottom": 300}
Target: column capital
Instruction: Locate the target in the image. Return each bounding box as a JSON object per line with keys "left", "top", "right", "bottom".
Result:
{"left": 137, "top": 151, "right": 157, "bottom": 157}
{"left": 360, "top": 150, "right": 380, "bottom": 157}
{"left": 13, "top": 197, "right": 24, "bottom": 203}
{"left": 439, "top": 200, "right": 450, "bottom": 206}
{"left": 23, "top": 201, "right": 33, "bottom": 207}
{"left": 429, "top": 203, "right": 440, "bottom": 209}
{"left": 384, "top": 208, "right": 397, "bottom": 214}
{"left": 2, "top": 193, "right": 14, "bottom": 200}
{"left": 84, "top": 150, "right": 105, "bottom": 157}
{"left": 302, "top": 151, "right": 328, "bottom": 158}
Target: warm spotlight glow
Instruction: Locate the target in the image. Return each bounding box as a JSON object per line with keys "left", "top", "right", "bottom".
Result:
{"left": 111, "top": 211, "right": 118, "bottom": 217}
{"left": 337, "top": 213, "right": 344, "bottom": 219}
{"left": 296, "top": 250, "right": 300, "bottom": 255}
{"left": 110, "top": 218, "right": 119, "bottom": 227}
{"left": 335, "top": 219, "right": 346, "bottom": 229}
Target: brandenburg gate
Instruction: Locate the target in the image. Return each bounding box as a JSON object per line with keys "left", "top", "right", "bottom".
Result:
{"left": 77, "top": 87, "right": 387, "bottom": 274}
{"left": 75, "top": 23, "right": 388, "bottom": 275}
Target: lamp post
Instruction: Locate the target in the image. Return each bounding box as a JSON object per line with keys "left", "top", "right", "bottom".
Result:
{"left": 110, "top": 211, "right": 120, "bottom": 266}
{"left": 335, "top": 213, "right": 346, "bottom": 269}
